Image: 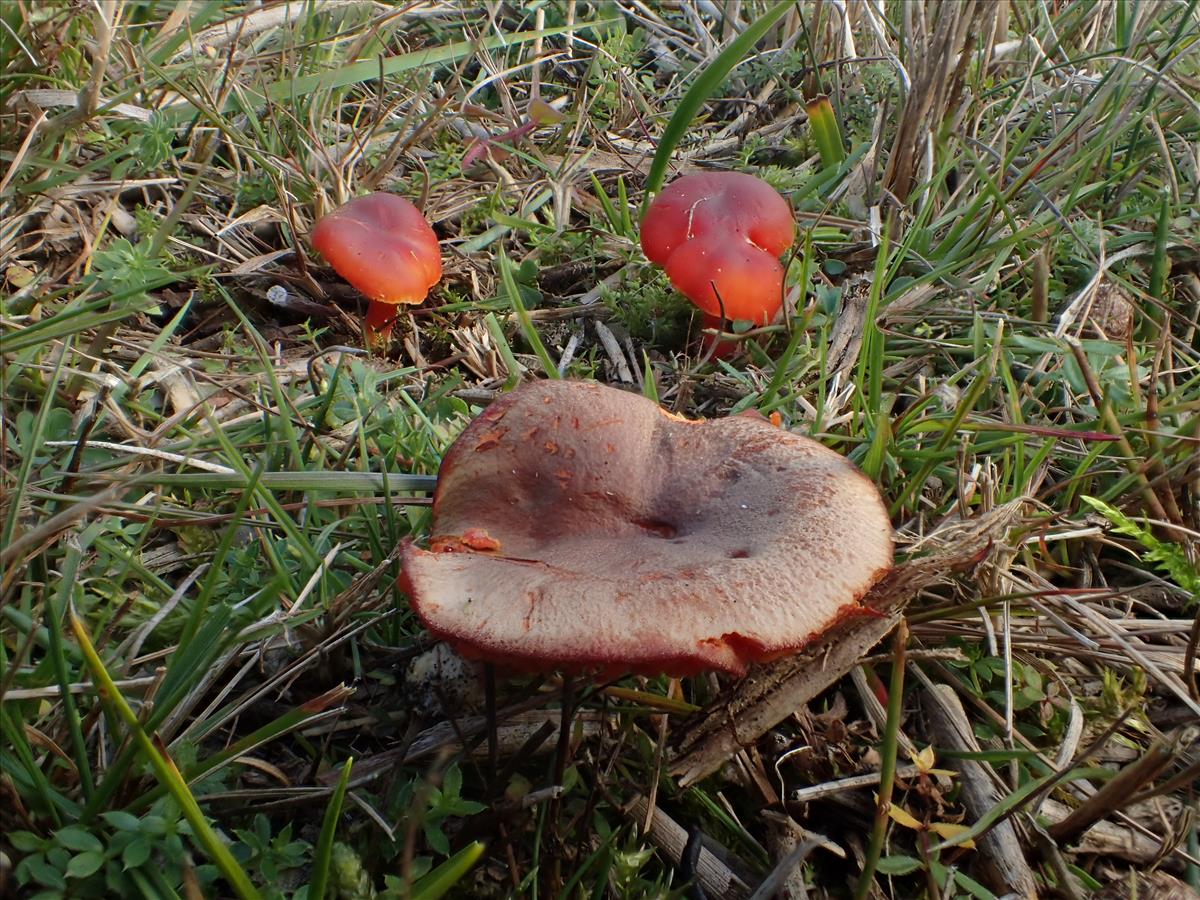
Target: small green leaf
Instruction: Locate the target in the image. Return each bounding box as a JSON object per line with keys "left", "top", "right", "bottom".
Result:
{"left": 641, "top": 353, "right": 658, "bottom": 402}
{"left": 55, "top": 826, "right": 103, "bottom": 853}
{"left": 952, "top": 868, "right": 1001, "bottom": 900}
{"left": 447, "top": 799, "right": 487, "bottom": 816}
{"left": 9, "top": 831, "right": 44, "bottom": 852}
{"left": 424, "top": 822, "right": 450, "bottom": 857}
{"left": 123, "top": 838, "right": 152, "bottom": 870}
{"left": 443, "top": 764, "right": 463, "bottom": 799}
{"left": 141, "top": 815, "right": 168, "bottom": 836}
{"left": 67, "top": 851, "right": 106, "bottom": 879}
{"left": 876, "top": 855, "right": 923, "bottom": 876}
{"left": 101, "top": 811, "right": 142, "bottom": 831}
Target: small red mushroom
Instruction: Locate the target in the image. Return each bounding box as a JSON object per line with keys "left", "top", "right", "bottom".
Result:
{"left": 641, "top": 171, "right": 794, "bottom": 326}
{"left": 401, "top": 380, "right": 893, "bottom": 678}
{"left": 311, "top": 192, "right": 442, "bottom": 345}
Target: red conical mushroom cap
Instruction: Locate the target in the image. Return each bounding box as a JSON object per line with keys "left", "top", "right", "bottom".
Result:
{"left": 641, "top": 172, "right": 794, "bottom": 324}
{"left": 311, "top": 192, "right": 441, "bottom": 306}
{"left": 401, "top": 380, "right": 893, "bottom": 677}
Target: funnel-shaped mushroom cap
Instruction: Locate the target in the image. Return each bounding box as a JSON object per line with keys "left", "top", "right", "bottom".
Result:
{"left": 311, "top": 192, "right": 441, "bottom": 306}
{"left": 401, "top": 381, "right": 892, "bottom": 677}
{"left": 641, "top": 172, "right": 794, "bottom": 324}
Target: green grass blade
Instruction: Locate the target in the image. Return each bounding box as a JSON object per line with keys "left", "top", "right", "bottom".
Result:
{"left": 591, "top": 172, "right": 625, "bottom": 235}
{"left": 460, "top": 190, "right": 554, "bottom": 254}
{"left": 46, "top": 539, "right": 95, "bottom": 803}
{"left": 557, "top": 828, "right": 622, "bottom": 900}
{"left": 88, "top": 471, "right": 438, "bottom": 493}
{"left": 188, "top": 685, "right": 353, "bottom": 751}
{"left": 499, "top": 252, "right": 560, "bottom": 379}
{"left": 854, "top": 624, "right": 908, "bottom": 900}
{"left": 132, "top": 688, "right": 352, "bottom": 813}
{"left": 642, "top": 352, "right": 658, "bottom": 402}
{"left": 761, "top": 231, "right": 815, "bottom": 409}
{"left": 806, "top": 95, "right": 847, "bottom": 168}
{"left": 309, "top": 757, "right": 353, "bottom": 900}
{"left": 926, "top": 764, "right": 1113, "bottom": 853}
{"left": 1, "top": 272, "right": 201, "bottom": 354}
{"left": 861, "top": 409, "right": 892, "bottom": 482}
{"left": 158, "top": 24, "right": 610, "bottom": 124}
{"left": 69, "top": 612, "right": 263, "bottom": 900}
{"left": 855, "top": 223, "right": 890, "bottom": 418}
{"left": 1148, "top": 188, "right": 1171, "bottom": 314}
{"left": 176, "top": 464, "right": 269, "bottom": 655}
{"left": 410, "top": 840, "right": 487, "bottom": 900}
{"left": 484, "top": 312, "right": 524, "bottom": 389}
{"left": 643, "top": 4, "right": 793, "bottom": 199}
{"left": 0, "top": 705, "right": 77, "bottom": 825}
{"left": 2, "top": 345, "right": 68, "bottom": 549}
{"left": 266, "top": 25, "right": 594, "bottom": 101}
{"left": 82, "top": 604, "right": 237, "bottom": 820}
{"left": 126, "top": 294, "right": 195, "bottom": 380}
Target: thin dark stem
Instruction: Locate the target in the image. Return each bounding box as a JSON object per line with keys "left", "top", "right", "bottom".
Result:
{"left": 485, "top": 663, "right": 498, "bottom": 797}
{"left": 543, "top": 674, "right": 576, "bottom": 893}
{"left": 855, "top": 620, "right": 909, "bottom": 900}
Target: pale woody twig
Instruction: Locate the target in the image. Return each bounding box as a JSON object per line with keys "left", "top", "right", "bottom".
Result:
{"left": 43, "top": 440, "right": 237, "bottom": 475}
{"left": 786, "top": 765, "right": 922, "bottom": 805}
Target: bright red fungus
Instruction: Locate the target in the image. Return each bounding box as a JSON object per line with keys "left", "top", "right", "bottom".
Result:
{"left": 401, "top": 380, "right": 893, "bottom": 678}
{"left": 641, "top": 171, "right": 794, "bottom": 325}
{"left": 311, "top": 192, "right": 442, "bottom": 344}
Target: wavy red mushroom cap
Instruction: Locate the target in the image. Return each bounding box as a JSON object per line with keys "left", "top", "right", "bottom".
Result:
{"left": 311, "top": 192, "right": 442, "bottom": 333}
{"left": 641, "top": 172, "right": 794, "bottom": 325}
{"left": 400, "top": 380, "right": 893, "bottom": 678}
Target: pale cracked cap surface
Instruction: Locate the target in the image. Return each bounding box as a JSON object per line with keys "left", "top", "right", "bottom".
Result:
{"left": 401, "top": 380, "right": 893, "bottom": 676}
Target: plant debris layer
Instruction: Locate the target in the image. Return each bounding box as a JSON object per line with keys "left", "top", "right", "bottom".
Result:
{"left": 1, "top": 2, "right": 1197, "bottom": 899}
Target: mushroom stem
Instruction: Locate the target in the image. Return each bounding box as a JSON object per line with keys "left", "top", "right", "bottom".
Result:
{"left": 698, "top": 313, "right": 740, "bottom": 361}
{"left": 545, "top": 673, "right": 576, "bottom": 869}
{"left": 364, "top": 300, "right": 398, "bottom": 344}
{"left": 484, "top": 663, "right": 499, "bottom": 796}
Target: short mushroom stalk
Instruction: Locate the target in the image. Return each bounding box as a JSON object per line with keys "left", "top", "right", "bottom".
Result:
{"left": 698, "top": 312, "right": 743, "bottom": 361}
{"left": 363, "top": 296, "right": 400, "bottom": 340}
{"left": 310, "top": 192, "right": 442, "bottom": 347}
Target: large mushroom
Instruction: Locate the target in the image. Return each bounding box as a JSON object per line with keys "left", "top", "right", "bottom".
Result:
{"left": 401, "top": 380, "right": 892, "bottom": 677}
{"left": 310, "top": 192, "right": 442, "bottom": 345}
{"left": 641, "top": 171, "right": 794, "bottom": 326}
